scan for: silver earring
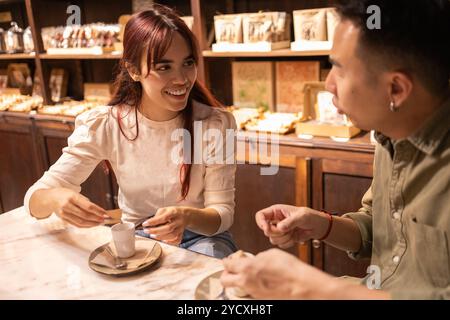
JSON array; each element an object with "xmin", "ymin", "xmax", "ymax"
[{"xmin": 389, "ymin": 101, "xmax": 399, "ymax": 112}]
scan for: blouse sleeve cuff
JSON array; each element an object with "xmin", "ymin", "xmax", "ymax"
[
  {"xmin": 23, "ymin": 182, "xmax": 51, "ymax": 218},
  {"xmin": 207, "ymin": 204, "xmax": 234, "ymax": 236}
]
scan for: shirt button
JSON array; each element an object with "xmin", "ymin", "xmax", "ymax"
[
  {"xmin": 393, "ymin": 211, "xmax": 401, "ymax": 220},
  {"xmin": 393, "ymin": 255, "xmax": 400, "ymax": 264}
]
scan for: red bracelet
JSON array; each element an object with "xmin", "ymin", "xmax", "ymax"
[{"xmin": 318, "ymin": 212, "xmax": 333, "ymax": 241}]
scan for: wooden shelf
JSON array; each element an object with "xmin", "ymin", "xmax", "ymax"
[
  {"xmin": 202, "ymin": 49, "xmax": 330, "ymax": 58},
  {"xmin": 0, "ymin": 53, "xmax": 36, "ymax": 60},
  {"xmin": 0, "ymin": 110, "xmax": 373, "ymax": 153},
  {"xmin": 39, "ymin": 53, "xmax": 122, "ymax": 60},
  {"xmin": 237, "ymin": 130, "xmax": 375, "ymax": 154}
]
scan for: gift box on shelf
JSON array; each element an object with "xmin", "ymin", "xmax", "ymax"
[
  {"xmin": 296, "ymin": 120, "xmax": 361, "ymax": 139},
  {"xmin": 291, "ymin": 7, "xmax": 338, "ymax": 52},
  {"xmin": 49, "ymin": 68, "xmax": 68, "ymax": 103},
  {"xmin": 232, "ymin": 61, "xmax": 275, "ymax": 111},
  {"xmin": 212, "ymin": 11, "xmax": 291, "ymax": 52},
  {"xmin": 275, "ymin": 61, "xmax": 320, "ymax": 114},
  {"xmin": 214, "ymin": 13, "xmax": 244, "ymax": 44},
  {"xmin": 296, "ymin": 81, "xmax": 361, "ymax": 139},
  {"xmin": 84, "ymin": 83, "xmax": 112, "ymax": 103},
  {"xmin": 181, "ymin": 16, "xmax": 194, "ymax": 30}
]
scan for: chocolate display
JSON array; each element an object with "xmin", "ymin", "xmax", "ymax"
[{"xmin": 41, "ymin": 23, "xmax": 120, "ymax": 51}]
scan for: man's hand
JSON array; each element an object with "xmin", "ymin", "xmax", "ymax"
[
  {"xmin": 221, "ymin": 248, "xmax": 336, "ymax": 299},
  {"xmin": 255, "ymin": 204, "xmax": 329, "ymax": 248}
]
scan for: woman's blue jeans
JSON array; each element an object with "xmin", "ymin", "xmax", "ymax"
[{"xmin": 136, "ymin": 228, "xmax": 238, "ymax": 259}]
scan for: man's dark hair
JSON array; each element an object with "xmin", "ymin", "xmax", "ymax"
[{"xmin": 337, "ymin": 0, "xmax": 450, "ymax": 95}]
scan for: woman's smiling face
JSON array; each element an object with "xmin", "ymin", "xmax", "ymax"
[{"xmin": 138, "ymin": 31, "xmax": 198, "ymax": 118}]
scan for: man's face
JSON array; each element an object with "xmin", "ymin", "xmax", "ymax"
[{"xmin": 325, "ymin": 20, "xmax": 391, "ymax": 132}]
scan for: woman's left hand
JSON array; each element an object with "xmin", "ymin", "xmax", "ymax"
[{"xmin": 142, "ymin": 206, "xmax": 190, "ymax": 245}]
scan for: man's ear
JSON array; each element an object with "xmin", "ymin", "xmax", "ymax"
[
  {"xmin": 389, "ymin": 72, "xmax": 413, "ymax": 109},
  {"xmin": 125, "ymin": 62, "xmax": 141, "ymax": 81}
]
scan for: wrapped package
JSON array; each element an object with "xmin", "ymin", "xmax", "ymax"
[
  {"xmin": 326, "ymin": 8, "xmax": 340, "ymax": 41},
  {"xmin": 214, "ymin": 14, "xmax": 243, "ymax": 43},
  {"xmin": 293, "ymin": 9, "xmax": 327, "ymax": 41},
  {"xmin": 243, "ymin": 12, "xmax": 290, "ymax": 43},
  {"xmin": 275, "ymin": 61, "xmax": 320, "ymax": 114},
  {"xmin": 232, "ymin": 61, "xmax": 275, "ymax": 111}
]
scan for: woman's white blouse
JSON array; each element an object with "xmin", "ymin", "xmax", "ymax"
[{"xmin": 24, "ymin": 101, "xmax": 237, "ymax": 235}]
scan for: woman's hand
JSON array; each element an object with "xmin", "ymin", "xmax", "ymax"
[
  {"xmin": 50, "ymin": 188, "xmax": 107, "ymax": 227},
  {"xmin": 255, "ymin": 204, "xmax": 329, "ymax": 248},
  {"xmin": 142, "ymin": 206, "xmax": 190, "ymax": 245}
]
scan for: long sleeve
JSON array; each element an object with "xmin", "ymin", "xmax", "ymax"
[
  {"xmin": 23, "ymin": 106, "xmax": 111, "ymax": 216},
  {"xmin": 342, "ymin": 180, "xmax": 374, "ymax": 260},
  {"xmin": 203, "ymin": 108, "xmax": 237, "ymax": 235},
  {"xmin": 390, "ymin": 286, "xmax": 450, "ymax": 300}
]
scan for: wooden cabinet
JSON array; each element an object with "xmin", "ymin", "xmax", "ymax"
[
  {"xmin": 0, "ymin": 114, "xmax": 44, "ymax": 212},
  {"xmin": 309, "ymin": 158, "xmax": 373, "ymax": 277},
  {"xmin": 232, "ymin": 163, "xmax": 298, "ymax": 256},
  {"xmin": 234, "ymin": 133, "xmax": 375, "ymax": 278},
  {"xmin": 0, "ymin": 112, "xmax": 116, "ymax": 212}
]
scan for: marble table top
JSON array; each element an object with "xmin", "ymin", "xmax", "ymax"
[{"xmin": 0, "ymin": 207, "xmax": 224, "ymax": 299}]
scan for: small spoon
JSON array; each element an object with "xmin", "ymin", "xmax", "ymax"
[
  {"xmin": 215, "ymin": 286, "xmax": 229, "ymax": 300},
  {"xmin": 105, "ymin": 245, "xmax": 127, "ymax": 270}
]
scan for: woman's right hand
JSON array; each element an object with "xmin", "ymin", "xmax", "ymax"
[
  {"xmin": 45, "ymin": 188, "xmax": 107, "ymax": 227},
  {"xmin": 255, "ymin": 204, "xmax": 330, "ymax": 248}
]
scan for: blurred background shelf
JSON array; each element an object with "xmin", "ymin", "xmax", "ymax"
[
  {"xmin": 0, "ymin": 52, "xmax": 35, "ymax": 59},
  {"xmin": 203, "ymin": 49, "xmax": 330, "ymax": 58},
  {"xmin": 39, "ymin": 53, "xmax": 122, "ymax": 60}
]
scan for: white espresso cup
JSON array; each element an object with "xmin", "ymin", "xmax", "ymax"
[{"xmin": 111, "ymin": 222, "xmax": 136, "ymax": 258}]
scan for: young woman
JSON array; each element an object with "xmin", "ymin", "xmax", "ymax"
[{"xmin": 24, "ymin": 5, "xmax": 238, "ymax": 258}]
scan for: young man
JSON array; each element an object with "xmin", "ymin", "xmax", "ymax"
[{"xmin": 221, "ymin": 0, "xmax": 450, "ymax": 299}]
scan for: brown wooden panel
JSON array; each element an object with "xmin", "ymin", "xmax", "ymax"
[
  {"xmin": 322, "ymin": 173, "xmax": 372, "ymax": 277},
  {"xmin": 25, "ymin": 0, "xmax": 52, "ymax": 104},
  {"xmin": 0, "ymin": 192, "xmax": 4, "ymax": 213},
  {"xmin": 295, "ymin": 157, "xmax": 312, "ymax": 263},
  {"xmin": 110, "ymin": 168, "xmax": 119, "ymax": 209},
  {"xmin": 0, "ymin": 130, "xmax": 40, "ymax": 211},
  {"xmin": 232, "ymin": 163, "xmax": 297, "ymax": 255},
  {"xmin": 322, "ymin": 158, "xmax": 373, "ymax": 178},
  {"xmin": 312, "ymin": 157, "xmax": 372, "ymax": 277},
  {"xmin": 190, "ymin": 0, "xmax": 207, "ymax": 84}
]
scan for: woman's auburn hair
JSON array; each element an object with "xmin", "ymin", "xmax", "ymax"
[{"xmin": 108, "ymin": 4, "xmax": 222, "ymax": 200}]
